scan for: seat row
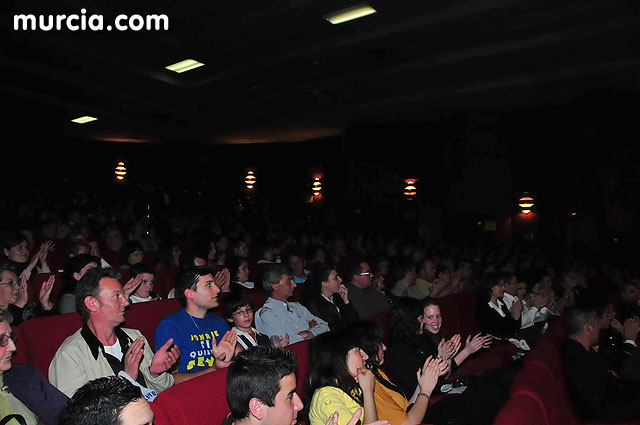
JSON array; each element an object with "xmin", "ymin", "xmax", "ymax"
[{"xmin": 494, "ymin": 319, "xmax": 639, "ymax": 425}]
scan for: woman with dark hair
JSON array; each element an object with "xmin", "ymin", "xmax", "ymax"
[
  {"xmin": 119, "ymin": 239, "xmax": 144, "ymax": 270},
  {"xmin": 350, "ymin": 321, "xmax": 446, "ymax": 425},
  {"xmin": 308, "ymin": 330, "xmax": 380, "ymax": 425},
  {"xmin": 386, "ymin": 297, "xmax": 491, "ymax": 398},
  {"xmin": 226, "ymin": 256, "xmax": 256, "ymax": 292},
  {"xmin": 302, "ymin": 266, "xmax": 359, "ymax": 331},
  {"xmin": 428, "ymin": 264, "xmax": 453, "ymax": 298},
  {"xmin": 3, "ymin": 232, "xmax": 52, "ymax": 279},
  {"xmin": 476, "ymin": 272, "xmax": 522, "ymax": 339}
]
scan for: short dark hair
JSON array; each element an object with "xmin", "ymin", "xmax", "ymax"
[
  {"xmin": 350, "ymin": 321, "xmax": 384, "ymax": 369},
  {"xmin": 129, "ymin": 262, "xmax": 154, "ymax": 278},
  {"xmin": 58, "ymin": 376, "xmax": 144, "ymax": 425},
  {"xmin": 226, "ymin": 346, "xmax": 298, "ymax": 420},
  {"xmin": 121, "ymin": 240, "xmax": 144, "ymax": 264},
  {"xmin": 262, "ymin": 264, "xmax": 291, "ymax": 296},
  {"xmin": 225, "ymin": 256, "xmax": 249, "ymax": 281},
  {"xmin": 393, "ymin": 261, "xmax": 416, "ymax": 281},
  {"xmin": 2, "ymin": 232, "xmax": 28, "ymax": 251},
  {"xmin": 174, "ymin": 266, "xmax": 213, "ymax": 307},
  {"xmin": 75, "ymin": 267, "xmax": 121, "ymax": 324},
  {"xmin": 221, "ymin": 292, "xmax": 253, "ymax": 319},
  {"xmin": 565, "ymin": 305, "xmax": 598, "ymax": 337}
]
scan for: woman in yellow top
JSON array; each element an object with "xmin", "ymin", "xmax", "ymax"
[
  {"xmin": 350, "ymin": 321, "xmax": 448, "ymax": 425},
  {"xmin": 308, "ymin": 330, "xmax": 385, "ymax": 425}
]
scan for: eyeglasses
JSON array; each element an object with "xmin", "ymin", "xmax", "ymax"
[
  {"xmin": 359, "ymin": 271, "xmax": 373, "ymax": 276},
  {"xmin": 0, "ymin": 334, "xmax": 15, "ymax": 347},
  {"xmin": 232, "ymin": 308, "xmax": 253, "ymax": 317},
  {"xmin": 0, "ymin": 281, "xmax": 19, "ymax": 287}
]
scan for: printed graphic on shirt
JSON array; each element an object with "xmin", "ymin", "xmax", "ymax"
[{"xmin": 186, "ymin": 330, "xmax": 220, "ymax": 370}]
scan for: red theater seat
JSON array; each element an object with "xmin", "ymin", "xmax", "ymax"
[
  {"xmin": 494, "ymin": 393, "xmax": 549, "ymax": 425},
  {"xmin": 152, "ymin": 367, "xmax": 230, "ymax": 425},
  {"xmin": 28, "ymin": 272, "xmax": 63, "ymax": 304},
  {"xmin": 123, "ymin": 298, "xmax": 182, "ymax": 348},
  {"xmin": 18, "ymin": 312, "xmax": 82, "ymax": 378}
]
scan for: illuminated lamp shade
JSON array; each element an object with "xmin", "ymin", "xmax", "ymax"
[
  {"xmin": 518, "ymin": 192, "xmax": 535, "ymax": 214},
  {"xmin": 245, "ymin": 171, "xmax": 256, "ymax": 189},
  {"xmin": 404, "ymin": 178, "xmax": 418, "ymax": 199},
  {"xmin": 114, "ymin": 162, "xmax": 127, "ymax": 181},
  {"xmin": 312, "ymin": 177, "xmax": 322, "ymax": 196}
]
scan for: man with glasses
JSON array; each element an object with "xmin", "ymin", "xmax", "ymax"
[
  {"xmin": 221, "ymin": 292, "xmax": 289, "ymax": 349},
  {"xmin": 154, "ymin": 266, "xmax": 239, "ymax": 384},
  {"xmin": 0, "ymin": 264, "xmax": 56, "ymax": 325},
  {"xmin": 0, "ymin": 307, "xmax": 68, "ymax": 425},
  {"xmin": 345, "ymin": 259, "xmax": 390, "ymax": 319}
]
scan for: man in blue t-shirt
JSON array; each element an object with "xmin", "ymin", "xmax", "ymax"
[{"xmin": 155, "ymin": 266, "xmax": 239, "ymax": 384}]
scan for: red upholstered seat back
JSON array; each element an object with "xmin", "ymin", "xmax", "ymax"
[
  {"xmin": 493, "ymin": 393, "xmax": 549, "ymax": 425},
  {"xmin": 11, "ymin": 325, "xmax": 27, "ymax": 365},
  {"xmin": 28, "ymin": 272, "xmax": 63, "ymax": 304},
  {"xmin": 288, "ymin": 339, "xmax": 311, "ymax": 401},
  {"xmin": 152, "ymin": 367, "xmax": 230, "ymax": 425},
  {"xmin": 123, "ymin": 298, "xmax": 182, "ymax": 348},
  {"xmin": 153, "ymin": 266, "xmax": 179, "ymax": 299},
  {"xmin": 18, "ymin": 312, "xmax": 82, "ymax": 378}
]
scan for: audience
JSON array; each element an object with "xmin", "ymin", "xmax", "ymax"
[
  {"xmin": 476, "ymin": 272, "xmax": 522, "ymax": 339},
  {"xmin": 127, "ymin": 263, "xmax": 160, "ymax": 303}
]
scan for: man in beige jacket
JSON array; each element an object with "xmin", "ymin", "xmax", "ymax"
[{"xmin": 49, "ymin": 267, "xmax": 179, "ymax": 398}]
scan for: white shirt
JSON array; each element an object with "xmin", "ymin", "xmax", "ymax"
[{"xmin": 503, "ymin": 292, "xmax": 549, "ymax": 329}]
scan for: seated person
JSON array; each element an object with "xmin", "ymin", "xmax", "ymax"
[
  {"xmin": 254, "ymin": 264, "xmax": 329, "ymax": 345},
  {"xmin": 301, "ymin": 265, "xmax": 359, "ymax": 331},
  {"xmin": 307, "ymin": 330, "xmax": 380, "ymax": 425},
  {"xmin": 58, "ymin": 376, "xmax": 153, "ymax": 425},
  {"xmin": 226, "ymin": 256, "xmax": 256, "ymax": 293},
  {"xmin": 49, "ymin": 267, "xmax": 178, "ymax": 398},
  {"xmin": 2, "ymin": 232, "xmax": 52, "ymax": 280},
  {"xmin": 476, "ymin": 272, "xmax": 521, "ymax": 339},
  {"xmin": 501, "ymin": 272, "xmax": 550, "ymax": 329},
  {"xmin": 223, "ymin": 346, "xmax": 303, "ymax": 425},
  {"xmin": 618, "ymin": 279, "xmax": 640, "ymax": 322},
  {"xmin": 59, "ymin": 254, "xmax": 100, "ymax": 314},
  {"xmin": 386, "ymin": 297, "xmax": 491, "ymax": 398},
  {"xmin": 584, "ymin": 295, "xmax": 640, "ymax": 382},
  {"xmin": 118, "ymin": 240, "xmax": 145, "ymax": 271},
  {"xmin": 344, "ymin": 259, "xmax": 390, "ymax": 319},
  {"xmin": 351, "ymin": 321, "xmax": 447, "ymax": 425},
  {"xmin": 154, "ymin": 266, "xmax": 239, "ymax": 384},
  {"xmin": 0, "ymin": 307, "xmax": 68, "ymax": 425},
  {"xmin": 390, "ymin": 261, "xmax": 423, "ymax": 300},
  {"xmin": 221, "ymin": 292, "xmax": 289, "ymax": 349},
  {"xmin": 0, "ymin": 263, "xmax": 57, "ymax": 325},
  {"xmin": 127, "ymin": 263, "xmax": 160, "ymax": 303},
  {"xmin": 287, "ymin": 250, "xmax": 310, "ymax": 285},
  {"xmin": 563, "ymin": 305, "xmax": 640, "ymax": 421}
]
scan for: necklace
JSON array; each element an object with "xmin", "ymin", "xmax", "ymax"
[{"xmin": 188, "ymin": 312, "xmax": 211, "ymax": 335}]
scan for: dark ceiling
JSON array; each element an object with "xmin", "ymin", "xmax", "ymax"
[{"xmin": 2, "ymin": 0, "xmax": 639, "ymax": 146}]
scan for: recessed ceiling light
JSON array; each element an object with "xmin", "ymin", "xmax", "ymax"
[
  {"xmin": 165, "ymin": 59, "xmax": 205, "ymax": 73},
  {"xmin": 323, "ymin": 3, "xmax": 377, "ymax": 25},
  {"xmin": 71, "ymin": 116, "xmax": 98, "ymax": 124}
]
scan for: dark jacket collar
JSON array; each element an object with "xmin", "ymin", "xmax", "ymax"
[{"xmin": 80, "ymin": 325, "xmax": 133, "ymax": 360}]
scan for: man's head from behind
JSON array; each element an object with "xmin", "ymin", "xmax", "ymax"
[
  {"xmin": 227, "ymin": 346, "xmax": 302, "ymax": 425},
  {"xmin": 59, "ymin": 376, "xmax": 153, "ymax": 425}
]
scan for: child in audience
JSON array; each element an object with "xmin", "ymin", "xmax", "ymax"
[{"xmin": 221, "ymin": 292, "xmax": 289, "ymax": 349}]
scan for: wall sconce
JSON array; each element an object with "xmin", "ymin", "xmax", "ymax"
[
  {"xmin": 114, "ymin": 162, "xmax": 127, "ymax": 181},
  {"xmin": 312, "ymin": 177, "xmax": 322, "ymax": 197},
  {"xmin": 404, "ymin": 178, "xmax": 418, "ymax": 200},
  {"xmin": 245, "ymin": 171, "xmax": 256, "ymax": 189},
  {"xmin": 518, "ymin": 192, "xmax": 535, "ymax": 215}
]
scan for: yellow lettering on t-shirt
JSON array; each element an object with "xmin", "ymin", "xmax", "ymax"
[
  {"xmin": 187, "ymin": 360, "xmax": 195, "ymax": 370},
  {"xmin": 206, "ymin": 357, "xmax": 214, "ymax": 367}
]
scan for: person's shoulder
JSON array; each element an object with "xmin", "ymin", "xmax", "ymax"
[
  {"xmin": 206, "ymin": 313, "xmax": 230, "ymax": 328},
  {"xmin": 56, "ymin": 328, "xmax": 84, "ymax": 350}
]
